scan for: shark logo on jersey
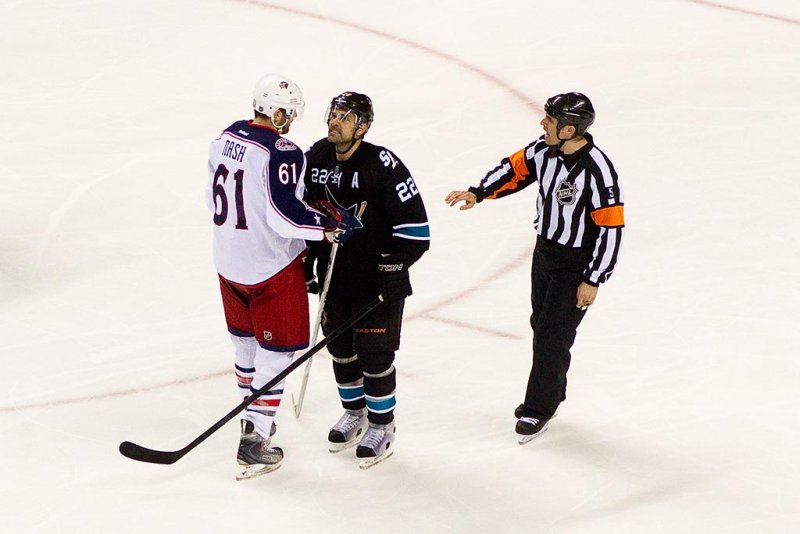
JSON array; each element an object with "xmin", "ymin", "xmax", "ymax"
[
  {"xmin": 556, "ymin": 179, "xmax": 579, "ymax": 206},
  {"xmin": 324, "ymin": 186, "xmax": 365, "ymax": 230}
]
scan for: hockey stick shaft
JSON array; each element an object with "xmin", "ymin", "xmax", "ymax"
[
  {"xmin": 292, "ymin": 242, "xmax": 339, "ymax": 418},
  {"xmin": 119, "ymin": 295, "xmax": 383, "ymax": 465},
  {"xmin": 293, "ymin": 201, "xmax": 366, "ymax": 418}
]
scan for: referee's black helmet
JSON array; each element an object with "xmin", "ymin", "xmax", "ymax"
[{"xmin": 544, "ymin": 92, "xmax": 595, "ymax": 135}]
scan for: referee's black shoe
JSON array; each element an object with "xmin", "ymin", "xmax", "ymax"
[
  {"xmin": 516, "ymin": 416, "xmax": 551, "ymax": 445},
  {"xmin": 514, "ymin": 404, "xmax": 558, "ymax": 419}
]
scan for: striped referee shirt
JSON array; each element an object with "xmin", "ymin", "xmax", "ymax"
[{"xmin": 469, "ymin": 133, "xmax": 624, "ymax": 286}]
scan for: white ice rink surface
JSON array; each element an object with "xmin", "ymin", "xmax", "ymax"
[{"xmin": 2, "ymin": 0, "xmax": 799, "ymax": 532}]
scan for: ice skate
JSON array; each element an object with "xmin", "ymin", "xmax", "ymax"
[
  {"xmin": 356, "ymin": 421, "xmax": 395, "ymax": 469},
  {"xmin": 515, "ymin": 404, "xmax": 558, "ymax": 419},
  {"xmin": 328, "ymin": 409, "xmax": 368, "ymax": 453},
  {"xmin": 236, "ymin": 420, "xmax": 283, "ymax": 480},
  {"xmin": 516, "ymin": 416, "xmax": 550, "ymax": 445}
]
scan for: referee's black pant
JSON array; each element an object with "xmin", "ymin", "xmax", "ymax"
[{"xmin": 522, "ymin": 236, "xmax": 591, "ymax": 419}]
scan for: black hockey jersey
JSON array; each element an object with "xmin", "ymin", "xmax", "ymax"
[{"xmin": 305, "ymin": 139, "xmax": 430, "ymax": 298}]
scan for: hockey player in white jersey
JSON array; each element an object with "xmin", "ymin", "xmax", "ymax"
[{"xmin": 206, "ymin": 74, "xmax": 356, "ymax": 480}]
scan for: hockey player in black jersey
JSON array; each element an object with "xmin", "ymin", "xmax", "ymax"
[{"xmin": 304, "ymin": 92, "xmax": 430, "ymax": 468}]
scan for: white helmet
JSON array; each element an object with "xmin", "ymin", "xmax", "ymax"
[{"xmin": 252, "ymin": 74, "xmax": 305, "ymax": 121}]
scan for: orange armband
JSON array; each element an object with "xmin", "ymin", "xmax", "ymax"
[{"xmin": 590, "ymin": 205, "xmax": 625, "ymax": 227}]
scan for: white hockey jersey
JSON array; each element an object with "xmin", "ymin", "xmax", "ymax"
[{"xmin": 206, "ymin": 120, "xmax": 327, "ymax": 285}]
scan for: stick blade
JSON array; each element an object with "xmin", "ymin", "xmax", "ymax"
[{"xmin": 119, "ymin": 441, "xmax": 182, "ymax": 465}]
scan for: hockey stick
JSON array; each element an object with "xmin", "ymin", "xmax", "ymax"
[
  {"xmin": 291, "ymin": 242, "xmax": 339, "ymax": 418},
  {"xmin": 119, "ymin": 295, "xmax": 383, "ymax": 465},
  {"xmin": 292, "ymin": 201, "xmax": 366, "ymax": 418}
]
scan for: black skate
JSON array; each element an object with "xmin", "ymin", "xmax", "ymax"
[
  {"xmin": 516, "ymin": 416, "xmax": 550, "ymax": 445},
  {"xmin": 515, "ymin": 404, "xmax": 558, "ymax": 419},
  {"xmin": 236, "ymin": 420, "xmax": 283, "ymax": 480}
]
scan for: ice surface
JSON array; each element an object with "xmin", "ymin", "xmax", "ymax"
[{"xmin": 1, "ymin": 0, "xmax": 798, "ymax": 532}]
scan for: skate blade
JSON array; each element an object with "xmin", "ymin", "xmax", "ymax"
[
  {"xmin": 236, "ymin": 462, "xmax": 281, "ymax": 481},
  {"xmin": 329, "ymin": 435, "xmax": 364, "ymax": 454},
  {"xmin": 329, "ymin": 427, "xmax": 367, "ymax": 453},
  {"xmin": 517, "ymin": 424, "xmax": 549, "ymax": 445},
  {"xmin": 329, "ymin": 442, "xmax": 358, "ymax": 453},
  {"xmin": 358, "ymin": 449, "xmax": 394, "ymax": 470}
]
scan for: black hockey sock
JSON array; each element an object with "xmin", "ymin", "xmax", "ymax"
[
  {"xmin": 332, "ymin": 354, "xmax": 365, "ymax": 410},
  {"xmin": 363, "ymin": 363, "xmax": 396, "ymax": 425}
]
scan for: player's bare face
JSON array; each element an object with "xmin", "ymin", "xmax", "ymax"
[
  {"xmin": 327, "ymin": 109, "xmax": 358, "ymax": 145},
  {"xmin": 540, "ymin": 114, "xmax": 560, "ymax": 145}
]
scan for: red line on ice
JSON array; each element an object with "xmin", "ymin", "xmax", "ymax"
[
  {"xmin": 687, "ymin": 0, "xmax": 800, "ymax": 25},
  {"xmin": 0, "ymin": 4, "xmax": 537, "ymax": 413},
  {"xmin": 20, "ymin": 0, "xmax": 788, "ymax": 410}
]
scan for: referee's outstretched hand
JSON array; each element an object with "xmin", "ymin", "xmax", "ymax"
[{"xmin": 444, "ymin": 190, "xmax": 477, "ymax": 210}]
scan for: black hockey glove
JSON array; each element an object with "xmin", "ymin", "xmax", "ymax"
[
  {"xmin": 312, "ymin": 200, "xmax": 357, "ymax": 245},
  {"xmin": 302, "ymin": 254, "xmax": 319, "ymax": 295},
  {"xmin": 377, "ymin": 253, "xmax": 412, "ymax": 301}
]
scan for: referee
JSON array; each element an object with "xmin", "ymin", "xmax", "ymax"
[{"xmin": 445, "ymin": 92, "xmax": 624, "ymax": 444}]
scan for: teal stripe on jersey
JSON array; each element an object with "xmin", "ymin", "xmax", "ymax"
[{"xmin": 392, "ymin": 224, "xmax": 430, "ymax": 239}]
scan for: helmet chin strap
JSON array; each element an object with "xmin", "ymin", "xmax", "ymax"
[
  {"xmin": 555, "ymin": 123, "xmax": 575, "ymax": 150},
  {"xmin": 335, "ymin": 138, "xmax": 360, "ymax": 154},
  {"xmin": 272, "ymin": 110, "xmax": 292, "ymax": 133},
  {"xmin": 556, "ymin": 132, "xmax": 567, "ymax": 150}
]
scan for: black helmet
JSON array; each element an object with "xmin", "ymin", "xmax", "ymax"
[
  {"xmin": 328, "ymin": 91, "xmax": 374, "ymax": 126},
  {"xmin": 544, "ymin": 92, "xmax": 595, "ymax": 135}
]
